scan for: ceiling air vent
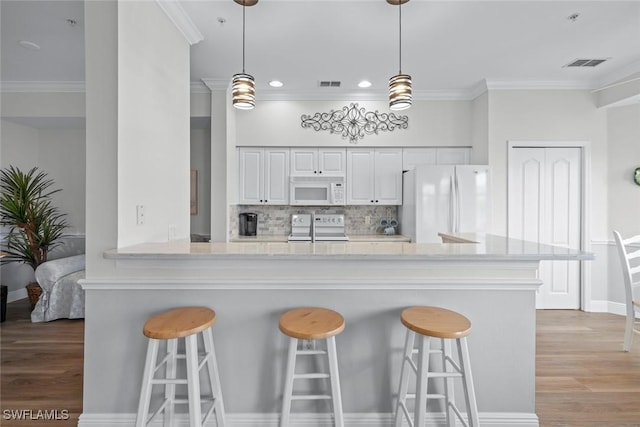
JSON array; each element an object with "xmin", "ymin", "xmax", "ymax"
[
  {"xmin": 319, "ymin": 81, "xmax": 341, "ymax": 87},
  {"xmin": 564, "ymin": 58, "xmax": 608, "ymax": 68}
]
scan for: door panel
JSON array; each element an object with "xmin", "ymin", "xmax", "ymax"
[
  {"xmin": 543, "ymin": 148, "xmax": 581, "ymax": 308},
  {"xmin": 238, "ymin": 148, "xmax": 263, "ymax": 204},
  {"xmin": 346, "ymin": 150, "xmax": 375, "ymax": 204},
  {"xmin": 318, "ymin": 149, "xmax": 346, "ymax": 175},
  {"xmin": 508, "ymin": 147, "xmax": 581, "ymax": 309},
  {"xmin": 264, "ymin": 149, "xmax": 289, "ymax": 205}
]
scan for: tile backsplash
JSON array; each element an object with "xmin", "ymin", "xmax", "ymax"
[{"xmin": 230, "ymin": 205, "xmax": 399, "ymax": 237}]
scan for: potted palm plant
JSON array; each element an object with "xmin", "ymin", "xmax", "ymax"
[{"xmin": 0, "ymin": 166, "xmax": 68, "ymax": 308}]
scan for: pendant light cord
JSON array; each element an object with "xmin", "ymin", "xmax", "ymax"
[
  {"xmin": 398, "ymin": 0, "xmax": 402, "ymax": 74},
  {"xmin": 242, "ymin": 1, "xmax": 246, "ymax": 73}
]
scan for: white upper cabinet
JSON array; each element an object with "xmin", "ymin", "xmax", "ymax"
[
  {"xmin": 436, "ymin": 147, "xmax": 470, "ymax": 165},
  {"xmin": 402, "ymin": 148, "xmax": 437, "ymax": 170},
  {"xmin": 347, "ymin": 148, "xmax": 402, "ymax": 205},
  {"xmin": 290, "ymin": 148, "xmax": 346, "ymax": 176},
  {"xmin": 402, "ymin": 147, "xmax": 470, "ymax": 170},
  {"xmin": 238, "ymin": 147, "xmax": 289, "ymax": 205},
  {"xmin": 374, "ymin": 149, "xmax": 403, "ymax": 204}
]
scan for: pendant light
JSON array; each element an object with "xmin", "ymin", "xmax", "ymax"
[
  {"xmin": 388, "ymin": 0, "xmax": 412, "ymax": 111},
  {"xmin": 232, "ymin": 0, "xmax": 258, "ymax": 110}
]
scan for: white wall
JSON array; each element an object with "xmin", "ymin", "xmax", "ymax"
[
  {"xmin": 487, "ymin": 90, "xmax": 608, "ymax": 240},
  {"xmin": 234, "ymin": 99, "xmax": 472, "ymax": 147},
  {"xmin": 0, "ymin": 120, "xmax": 85, "ymax": 297},
  {"xmin": 607, "ymin": 104, "xmax": 640, "ymax": 236},
  {"xmin": 38, "ymin": 128, "xmax": 86, "ymax": 234},
  {"xmin": 1, "ymin": 119, "xmax": 38, "ymax": 169},
  {"xmin": 116, "ymin": 1, "xmax": 190, "ymax": 247},
  {"xmin": 190, "ymin": 126, "xmax": 211, "ymax": 236},
  {"xmin": 471, "ymin": 92, "xmax": 489, "ymax": 164}
]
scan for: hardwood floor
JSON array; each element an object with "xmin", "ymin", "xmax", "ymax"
[
  {"xmin": 1, "ymin": 299, "xmax": 639, "ymax": 426},
  {"xmin": 1, "ymin": 298, "xmax": 83, "ymax": 427},
  {"xmin": 536, "ymin": 310, "xmax": 640, "ymax": 427}
]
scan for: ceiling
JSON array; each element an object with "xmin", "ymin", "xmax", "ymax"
[{"xmin": 2, "ymin": 0, "xmax": 640, "ymax": 102}]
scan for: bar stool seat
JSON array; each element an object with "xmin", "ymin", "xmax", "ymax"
[
  {"xmin": 395, "ymin": 306, "xmax": 479, "ymax": 427},
  {"xmin": 279, "ymin": 307, "xmax": 345, "ymax": 427},
  {"xmin": 136, "ymin": 307, "xmax": 225, "ymax": 427}
]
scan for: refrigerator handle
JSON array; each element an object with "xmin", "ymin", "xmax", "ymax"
[{"xmin": 454, "ymin": 173, "xmax": 460, "ymax": 232}]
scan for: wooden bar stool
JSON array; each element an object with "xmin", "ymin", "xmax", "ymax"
[
  {"xmin": 135, "ymin": 307, "xmax": 225, "ymax": 427},
  {"xmin": 394, "ymin": 306, "xmax": 479, "ymax": 427},
  {"xmin": 279, "ymin": 307, "xmax": 345, "ymax": 427}
]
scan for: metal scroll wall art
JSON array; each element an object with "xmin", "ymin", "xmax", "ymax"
[{"xmin": 300, "ymin": 103, "xmax": 408, "ymax": 143}]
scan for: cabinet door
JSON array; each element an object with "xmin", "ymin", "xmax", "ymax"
[
  {"xmin": 374, "ymin": 149, "xmax": 403, "ymax": 205},
  {"xmin": 318, "ymin": 148, "xmax": 346, "ymax": 176},
  {"xmin": 436, "ymin": 148, "xmax": 470, "ymax": 165},
  {"xmin": 238, "ymin": 148, "xmax": 264, "ymax": 204},
  {"xmin": 402, "ymin": 148, "xmax": 436, "ymax": 171},
  {"xmin": 264, "ymin": 149, "xmax": 290, "ymax": 205},
  {"xmin": 347, "ymin": 149, "xmax": 375, "ymax": 204},
  {"xmin": 290, "ymin": 149, "xmax": 317, "ymax": 175}
]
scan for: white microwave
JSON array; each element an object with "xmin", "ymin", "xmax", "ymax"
[{"xmin": 290, "ymin": 176, "xmax": 345, "ymax": 206}]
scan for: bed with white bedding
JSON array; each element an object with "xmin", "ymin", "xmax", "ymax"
[{"xmin": 31, "ymin": 254, "xmax": 85, "ymax": 322}]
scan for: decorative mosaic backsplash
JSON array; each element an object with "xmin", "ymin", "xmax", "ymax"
[{"xmin": 229, "ymin": 205, "xmax": 399, "ymax": 237}]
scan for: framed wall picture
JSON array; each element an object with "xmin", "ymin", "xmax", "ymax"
[{"xmin": 190, "ymin": 169, "xmax": 198, "ymax": 214}]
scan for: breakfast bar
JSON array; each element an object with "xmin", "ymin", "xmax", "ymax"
[{"xmin": 79, "ymin": 234, "xmax": 592, "ymax": 427}]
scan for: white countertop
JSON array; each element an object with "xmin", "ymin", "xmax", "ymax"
[
  {"xmin": 229, "ymin": 234, "xmax": 411, "ymax": 243},
  {"xmin": 105, "ymin": 233, "xmax": 593, "ymax": 262}
]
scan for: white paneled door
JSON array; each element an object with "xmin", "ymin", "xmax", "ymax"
[{"xmin": 508, "ymin": 147, "xmax": 582, "ymax": 309}]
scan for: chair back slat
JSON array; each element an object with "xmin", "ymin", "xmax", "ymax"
[
  {"xmin": 627, "ymin": 248, "xmax": 640, "ymax": 260},
  {"xmin": 613, "ymin": 230, "xmax": 640, "ymax": 351},
  {"xmin": 622, "ymin": 234, "xmax": 640, "ymax": 245}
]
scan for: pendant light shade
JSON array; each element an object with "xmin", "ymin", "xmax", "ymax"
[
  {"xmin": 232, "ymin": 0, "xmax": 257, "ymax": 110},
  {"xmin": 232, "ymin": 73, "xmax": 255, "ymax": 110},
  {"xmin": 389, "ymin": 73, "xmax": 412, "ymax": 110},
  {"xmin": 388, "ymin": 0, "xmax": 411, "ymax": 111}
]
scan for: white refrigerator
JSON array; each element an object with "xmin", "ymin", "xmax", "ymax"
[{"xmin": 399, "ymin": 165, "xmax": 491, "ymax": 243}]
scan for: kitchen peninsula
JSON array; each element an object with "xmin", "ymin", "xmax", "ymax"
[{"xmin": 79, "ymin": 234, "xmax": 592, "ymax": 427}]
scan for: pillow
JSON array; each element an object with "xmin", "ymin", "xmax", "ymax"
[{"xmin": 35, "ymin": 254, "xmax": 86, "ymax": 292}]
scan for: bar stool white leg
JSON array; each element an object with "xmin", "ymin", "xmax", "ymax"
[
  {"xmin": 414, "ymin": 335, "xmax": 431, "ymax": 427},
  {"xmin": 136, "ymin": 338, "xmax": 159, "ymax": 427},
  {"xmin": 202, "ymin": 328, "xmax": 226, "ymax": 427},
  {"xmin": 441, "ymin": 338, "xmax": 455, "ymax": 427},
  {"xmin": 280, "ymin": 338, "xmax": 298, "ymax": 427},
  {"xmin": 163, "ymin": 338, "xmax": 177, "ymax": 427},
  {"xmin": 326, "ymin": 336, "xmax": 344, "ymax": 427},
  {"xmin": 457, "ymin": 337, "xmax": 479, "ymax": 427},
  {"xmin": 394, "ymin": 329, "xmax": 415, "ymax": 427},
  {"xmin": 185, "ymin": 334, "xmax": 203, "ymax": 427}
]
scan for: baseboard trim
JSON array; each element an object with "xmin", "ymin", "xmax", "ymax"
[
  {"xmin": 78, "ymin": 411, "xmax": 539, "ymax": 427},
  {"xmin": 7, "ymin": 287, "xmax": 27, "ymax": 303}
]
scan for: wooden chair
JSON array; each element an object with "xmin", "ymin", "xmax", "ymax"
[
  {"xmin": 136, "ymin": 307, "xmax": 225, "ymax": 427},
  {"xmin": 613, "ymin": 231, "xmax": 640, "ymax": 352},
  {"xmin": 279, "ymin": 307, "xmax": 345, "ymax": 427},
  {"xmin": 394, "ymin": 306, "xmax": 479, "ymax": 427}
]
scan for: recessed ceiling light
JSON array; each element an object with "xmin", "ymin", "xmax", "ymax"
[
  {"xmin": 269, "ymin": 80, "xmax": 284, "ymax": 88},
  {"xmin": 18, "ymin": 40, "xmax": 40, "ymax": 51},
  {"xmin": 358, "ymin": 80, "xmax": 372, "ymax": 88}
]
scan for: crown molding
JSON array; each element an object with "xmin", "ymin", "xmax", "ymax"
[
  {"xmin": 201, "ymin": 78, "xmax": 230, "ymax": 92},
  {"xmin": 190, "ymin": 81, "xmax": 211, "ymax": 94},
  {"xmin": 484, "ymin": 79, "xmax": 595, "ymax": 91},
  {"xmin": 1, "ymin": 81, "xmax": 85, "ymax": 93},
  {"xmin": 596, "ymin": 58, "xmax": 640, "ymax": 89},
  {"xmin": 156, "ymin": 0, "xmax": 203, "ymax": 46},
  {"xmin": 0, "ymin": 79, "xmax": 601, "ymax": 98}
]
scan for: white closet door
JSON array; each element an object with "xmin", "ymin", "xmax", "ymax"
[{"xmin": 508, "ymin": 147, "xmax": 582, "ymax": 309}]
